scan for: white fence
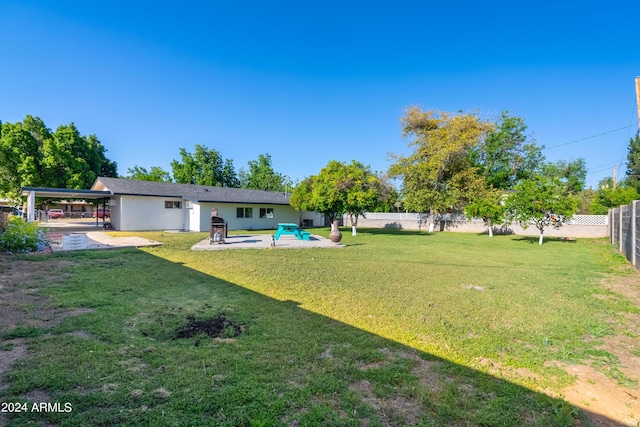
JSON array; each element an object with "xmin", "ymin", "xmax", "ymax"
[{"xmin": 568, "ymin": 215, "xmax": 608, "ymax": 225}]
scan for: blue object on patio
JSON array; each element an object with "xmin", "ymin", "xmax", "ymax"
[{"xmin": 274, "ymin": 223, "xmax": 311, "ymax": 240}]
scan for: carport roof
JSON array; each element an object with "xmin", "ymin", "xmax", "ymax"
[{"xmin": 21, "ymin": 187, "xmax": 111, "ymax": 199}]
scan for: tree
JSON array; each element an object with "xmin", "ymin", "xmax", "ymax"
[
  {"xmin": 540, "ymin": 158, "xmax": 587, "ymax": 194},
  {"xmin": 42, "ymin": 123, "xmax": 118, "ymax": 189},
  {"xmin": 470, "ymin": 111, "xmax": 544, "ymax": 190},
  {"xmin": 0, "ymin": 116, "xmax": 117, "ymax": 200},
  {"xmin": 464, "ymin": 188, "xmax": 505, "ymax": 237},
  {"xmin": 290, "ymin": 160, "xmax": 391, "ymax": 235},
  {"xmin": 0, "ymin": 117, "xmax": 46, "ymax": 199},
  {"xmin": 125, "ymin": 165, "xmax": 172, "ymax": 182},
  {"xmin": 388, "ymin": 107, "xmax": 494, "ymax": 229},
  {"xmin": 577, "ymin": 187, "xmax": 596, "ymax": 214},
  {"xmin": 504, "ymin": 175, "xmax": 579, "ymax": 245},
  {"xmin": 341, "ymin": 162, "xmax": 395, "ymax": 235},
  {"xmin": 590, "ymin": 177, "xmax": 638, "ymax": 214},
  {"xmin": 626, "ymin": 134, "xmax": 640, "ymax": 190},
  {"xmin": 222, "ymin": 159, "xmax": 240, "ymax": 188},
  {"xmin": 239, "ymin": 153, "xmax": 292, "ymax": 191},
  {"xmin": 369, "ymin": 174, "xmax": 399, "ymax": 213},
  {"xmin": 171, "ymin": 144, "xmax": 239, "ymax": 187}
]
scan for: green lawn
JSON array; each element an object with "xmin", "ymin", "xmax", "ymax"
[{"xmin": 1, "ymin": 228, "xmax": 637, "ymax": 426}]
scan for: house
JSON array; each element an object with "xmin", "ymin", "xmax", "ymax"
[{"xmin": 23, "ymin": 177, "xmax": 324, "ymax": 232}]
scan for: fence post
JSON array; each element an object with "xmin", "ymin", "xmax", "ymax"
[
  {"xmin": 634, "ymin": 202, "xmax": 638, "ymax": 266},
  {"xmin": 620, "ymin": 205, "xmax": 624, "ymax": 252},
  {"xmin": 609, "ymin": 209, "xmax": 612, "ymax": 244}
]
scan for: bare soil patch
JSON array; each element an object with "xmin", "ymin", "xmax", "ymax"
[
  {"xmin": 0, "ymin": 255, "xmax": 90, "ymax": 427},
  {"xmin": 349, "ymin": 379, "xmax": 421, "ymax": 426},
  {"xmin": 557, "ymin": 268, "xmax": 640, "ymax": 427},
  {"xmin": 0, "ymin": 257, "xmax": 79, "ymax": 334},
  {"xmin": 174, "ymin": 315, "xmax": 244, "ymax": 339}
]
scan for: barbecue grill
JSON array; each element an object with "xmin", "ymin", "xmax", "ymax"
[{"xmin": 209, "ymin": 208, "xmax": 228, "ymax": 244}]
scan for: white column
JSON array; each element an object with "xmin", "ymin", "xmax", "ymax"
[{"xmin": 27, "ymin": 191, "xmax": 35, "ymax": 222}]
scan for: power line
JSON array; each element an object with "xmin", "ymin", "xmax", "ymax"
[
  {"xmin": 586, "ymin": 159, "xmax": 626, "ymax": 175},
  {"xmin": 544, "ymin": 123, "xmax": 638, "ymax": 150}
]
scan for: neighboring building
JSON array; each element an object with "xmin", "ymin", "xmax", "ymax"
[
  {"xmin": 88, "ymin": 177, "xmax": 322, "ymax": 231},
  {"xmin": 48, "ymin": 200, "xmax": 95, "ymax": 218},
  {"xmin": 0, "ymin": 198, "xmax": 12, "ymax": 209}
]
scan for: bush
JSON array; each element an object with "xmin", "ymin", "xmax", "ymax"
[{"xmin": 0, "ymin": 216, "xmax": 47, "ymax": 253}]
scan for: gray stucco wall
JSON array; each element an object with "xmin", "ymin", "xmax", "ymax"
[{"xmin": 345, "ymin": 214, "xmax": 608, "ymax": 238}]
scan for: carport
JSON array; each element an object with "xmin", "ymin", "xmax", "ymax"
[{"xmin": 21, "ymin": 186, "xmax": 112, "ymax": 226}]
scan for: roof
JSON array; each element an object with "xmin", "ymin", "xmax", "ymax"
[
  {"xmin": 21, "ymin": 187, "xmax": 111, "ymax": 199},
  {"xmin": 91, "ymin": 177, "xmax": 292, "ymax": 205}
]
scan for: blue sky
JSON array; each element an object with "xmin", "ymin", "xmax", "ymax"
[{"xmin": 1, "ymin": 1, "xmax": 639, "ymax": 189}]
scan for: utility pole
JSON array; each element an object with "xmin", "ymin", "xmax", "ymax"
[
  {"xmin": 636, "ymin": 76, "xmax": 640, "ymax": 134},
  {"xmin": 613, "ymin": 165, "xmax": 617, "ymax": 189}
]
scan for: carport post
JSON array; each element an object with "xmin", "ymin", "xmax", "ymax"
[{"xmin": 27, "ymin": 190, "xmax": 35, "ymax": 222}]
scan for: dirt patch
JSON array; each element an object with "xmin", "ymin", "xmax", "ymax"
[
  {"xmin": 22, "ymin": 389, "xmax": 53, "ymax": 402},
  {"xmin": 175, "ymin": 315, "xmax": 244, "ymax": 339},
  {"xmin": 349, "ymin": 379, "xmax": 421, "ymax": 426},
  {"xmin": 0, "ymin": 339, "xmax": 28, "ymax": 383},
  {"xmin": 557, "ymin": 269, "xmax": 640, "ymax": 427},
  {"xmin": 561, "ymin": 363, "xmax": 639, "ymax": 427},
  {"xmin": 0, "ymin": 255, "xmax": 89, "ymax": 418},
  {"xmin": 349, "ymin": 348, "xmax": 440, "ymax": 426}
]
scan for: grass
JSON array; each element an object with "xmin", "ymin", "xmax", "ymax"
[
  {"xmin": 2, "ymin": 325, "xmax": 44, "ymax": 340},
  {"xmin": 0, "ymin": 228, "xmax": 637, "ymax": 426}
]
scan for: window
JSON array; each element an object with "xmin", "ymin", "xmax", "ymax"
[
  {"xmin": 165, "ymin": 201, "xmax": 182, "ymax": 209},
  {"xmin": 259, "ymin": 208, "xmax": 274, "ymax": 219},
  {"xmin": 236, "ymin": 207, "xmax": 253, "ymax": 218}
]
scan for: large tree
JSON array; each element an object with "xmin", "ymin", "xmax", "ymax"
[
  {"xmin": 0, "ymin": 116, "xmax": 117, "ymax": 200},
  {"xmin": 540, "ymin": 158, "xmax": 587, "ymax": 194},
  {"xmin": 470, "ymin": 111, "xmax": 544, "ymax": 190},
  {"xmin": 388, "ymin": 107, "xmax": 494, "ymax": 229},
  {"xmin": 239, "ymin": 153, "xmax": 292, "ymax": 191},
  {"xmin": 171, "ymin": 144, "xmax": 239, "ymax": 187},
  {"xmin": 290, "ymin": 160, "xmax": 391, "ymax": 234},
  {"xmin": 0, "ymin": 117, "xmax": 46, "ymax": 199},
  {"xmin": 504, "ymin": 175, "xmax": 579, "ymax": 245},
  {"xmin": 43, "ymin": 123, "xmax": 117, "ymax": 188},
  {"xmin": 125, "ymin": 165, "xmax": 172, "ymax": 182}
]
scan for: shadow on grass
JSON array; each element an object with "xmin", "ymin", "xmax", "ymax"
[
  {"xmin": 352, "ymin": 227, "xmax": 433, "ymax": 236},
  {"xmin": 514, "ymin": 236, "xmax": 578, "ymax": 244},
  {"xmin": 0, "ymin": 248, "xmax": 618, "ymax": 427}
]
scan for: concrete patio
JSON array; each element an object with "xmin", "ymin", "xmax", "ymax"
[{"xmin": 191, "ymin": 233, "xmax": 343, "ymax": 250}]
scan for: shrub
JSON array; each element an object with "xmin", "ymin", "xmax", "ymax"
[{"xmin": 0, "ymin": 216, "xmax": 47, "ymax": 253}]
